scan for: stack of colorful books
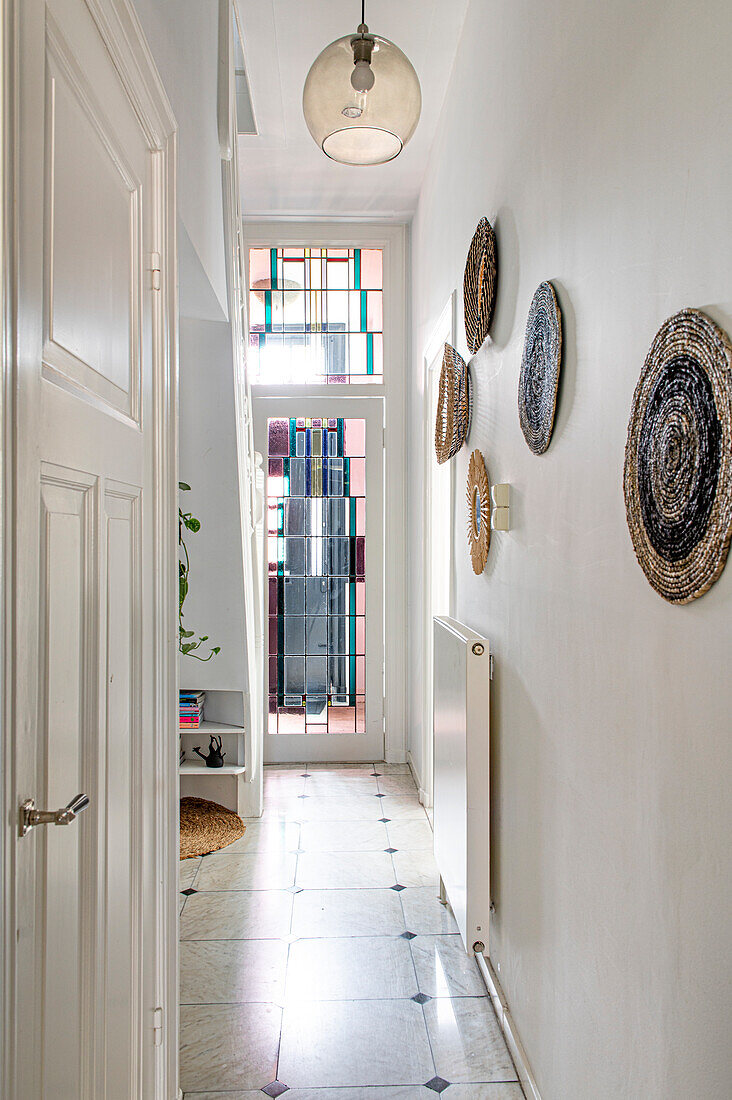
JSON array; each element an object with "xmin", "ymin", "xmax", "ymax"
[{"xmin": 180, "ymin": 689, "xmax": 205, "ymax": 729}]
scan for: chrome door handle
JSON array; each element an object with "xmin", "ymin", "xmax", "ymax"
[{"xmin": 19, "ymin": 793, "xmax": 90, "ymax": 837}]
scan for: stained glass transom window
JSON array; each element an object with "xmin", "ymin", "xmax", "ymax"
[
  {"xmin": 249, "ymin": 247, "xmax": 383, "ymax": 384},
  {"xmin": 267, "ymin": 417, "xmax": 366, "ymax": 735}
]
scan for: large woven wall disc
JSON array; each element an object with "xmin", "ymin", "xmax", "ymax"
[
  {"xmin": 435, "ymin": 343, "xmax": 472, "ymax": 464},
  {"xmin": 463, "ymin": 218, "xmax": 498, "ymax": 354},
  {"xmin": 624, "ymin": 308, "xmax": 732, "ymax": 604},
  {"xmin": 467, "ymin": 449, "xmax": 491, "ymax": 574},
  {"xmin": 518, "ymin": 281, "xmax": 563, "ymax": 454}
]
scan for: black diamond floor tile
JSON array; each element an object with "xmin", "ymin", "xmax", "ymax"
[
  {"xmin": 379, "ymin": 817, "xmax": 391, "ymax": 823},
  {"xmin": 262, "ymin": 1082, "xmax": 289, "ymax": 1097},
  {"xmin": 401, "ymin": 930, "xmax": 417, "ymax": 939},
  {"xmin": 180, "ymin": 888, "xmax": 197, "ymax": 896},
  {"xmin": 412, "ymin": 992, "xmax": 431, "ymax": 1004},
  {"xmin": 424, "ymin": 1076, "xmax": 451, "ymax": 1093},
  {"xmin": 391, "ymin": 884, "xmax": 406, "ymax": 892}
]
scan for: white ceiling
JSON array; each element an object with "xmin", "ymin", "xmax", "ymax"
[{"xmin": 235, "ymin": 0, "xmax": 470, "ymax": 221}]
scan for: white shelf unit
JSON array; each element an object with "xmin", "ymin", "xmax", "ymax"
[{"xmin": 179, "ymin": 690, "xmax": 248, "ymax": 815}]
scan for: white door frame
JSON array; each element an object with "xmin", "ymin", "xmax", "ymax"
[
  {"xmin": 244, "ymin": 222, "xmax": 407, "ymax": 763},
  {"xmin": 1, "ymin": 2, "xmax": 178, "ymax": 1095},
  {"xmin": 419, "ymin": 294, "xmax": 457, "ymax": 808}
]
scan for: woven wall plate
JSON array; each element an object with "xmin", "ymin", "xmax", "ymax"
[
  {"xmin": 518, "ymin": 281, "xmax": 563, "ymax": 454},
  {"xmin": 435, "ymin": 343, "xmax": 472, "ymax": 464},
  {"xmin": 467, "ymin": 449, "xmax": 491, "ymax": 574},
  {"xmin": 624, "ymin": 308, "xmax": 732, "ymax": 604},
  {"xmin": 463, "ymin": 218, "xmax": 498, "ymax": 354}
]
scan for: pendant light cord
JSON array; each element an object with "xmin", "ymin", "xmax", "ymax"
[{"xmin": 362, "ymin": 0, "xmax": 365, "ymax": 26}]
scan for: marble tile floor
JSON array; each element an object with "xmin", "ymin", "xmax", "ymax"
[{"xmin": 180, "ymin": 764, "xmax": 523, "ymax": 1099}]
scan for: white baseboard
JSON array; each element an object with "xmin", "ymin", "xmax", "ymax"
[
  {"xmin": 475, "ymin": 952, "xmax": 542, "ymax": 1100},
  {"xmin": 406, "ymin": 750, "xmax": 432, "ymax": 820}
]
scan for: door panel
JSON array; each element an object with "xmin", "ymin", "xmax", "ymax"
[
  {"xmin": 103, "ymin": 483, "xmax": 142, "ymax": 1090},
  {"xmin": 9, "ymin": 1, "xmax": 176, "ymax": 1096},
  {"xmin": 39, "ymin": 467, "xmax": 97, "ymax": 1098},
  {"xmin": 255, "ymin": 397, "xmax": 384, "ymax": 762}
]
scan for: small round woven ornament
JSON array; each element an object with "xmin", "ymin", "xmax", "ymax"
[
  {"xmin": 463, "ymin": 218, "xmax": 498, "ymax": 354},
  {"xmin": 467, "ymin": 449, "xmax": 490, "ymax": 574},
  {"xmin": 518, "ymin": 281, "xmax": 563, "ymax": 454},
  {"xmin": 623, "ymin": 308, "xmax": 732, "ymax": 604},
  {"xmin": 435, "ymin": 344, "xmax": 472, "ymax": 464}
]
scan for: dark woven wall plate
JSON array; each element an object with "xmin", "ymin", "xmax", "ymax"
[
  {"xmin": 518, "ymin": 281, "xmax": 563, "ymax": 454},
  {"xmin": 435, "ymin": 343, "xmax": 472, "ymax": 464},
  {"xmin": 624, "ymin": 308, "xmax": 732, "ymax": 604},
  {"xmin": 463, "ymin": 218, "xmax": 497, "ymax": 354}
]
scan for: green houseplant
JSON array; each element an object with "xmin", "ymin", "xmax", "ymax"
[{"xmin": 179, "ymin": 482, "xmax": 221, "ymax": 662}]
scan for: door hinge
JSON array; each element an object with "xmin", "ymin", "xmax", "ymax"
[
  {"xmin": 153, "ymin": 1006, "xmax": 164, "ymax": 1046},
  {"xmin": 150, "ymin": 251, "xmax": 161, "ymax": 291},
  {"xmin": 489, "ymin": 654, "xmax": 494, "ymax": 680}
]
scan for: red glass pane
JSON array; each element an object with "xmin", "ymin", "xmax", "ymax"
[
  {"xmin": 344, "ymin": 419, "xmax": 366, "ymax": 457},
  {"xmin": 349, "ymin": 458, "xmax": 365, "ymax": 495},
  {"xmin": 268, "ymin": 418, "xmax": 290, "ymax": 457},
  {"xmin": 360, "ymin": 249, "xmax": 382, "ymax": 289}
]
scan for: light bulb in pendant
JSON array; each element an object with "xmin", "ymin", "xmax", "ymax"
[{"xmin": 351, "ymin": 59, "xmax": 374, "ymax": 92}]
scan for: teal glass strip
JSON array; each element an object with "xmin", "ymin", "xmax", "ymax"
[
  {"xmin": 337, "ymin": 419, "xmax": 344, "ymax": 456},
  {"xmin": 360, "ymin": 290, "xmax": 367, "ymax": 332},
  {"xmin": 277, "ymin": 502, "xmax": 284, "ymax": 534},
  {"xmin": 349, "ymin": 652, "xmax": 356, "ymax": 707},
  {"xmin": 367, "ymin": 332, "xmax": 374, "ymax": 374},
  {"xmin": 349, "ymin": 496, "xmax": 356, "ymax": 536},
  {"xmin": 289, "ymin": 418, "xmax": 296, "ymax": 456},
  {"xmin": 283, "ymin": 457, "xmax": 290, "ymax": 496},
  {"xmin": 354, "ymin": 248, "xmax": 361, "ymax": 290},
  {"xmin": 265, "ymin": 291, "xmax": 272, "ymax": 332},
  {"xmin": 270, "ymin": 248, "xmax": 278, "ymax": 290},
  {"xmin": 344, "ymin": 458, "xmax": 350, "ymax": 497}
]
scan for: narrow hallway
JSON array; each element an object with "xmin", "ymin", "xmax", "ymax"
[{"xmin": 179, "ymin": 765, "xmax": 523, "ymax": 1097}]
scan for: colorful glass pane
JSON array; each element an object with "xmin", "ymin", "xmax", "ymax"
[
  {"xmin": 249, "ymin": 248, "xmax": 384, "ymax": 384},
  {"xmin": 267, "ymin": 417, "xmax": 367, "ymax": 735}
]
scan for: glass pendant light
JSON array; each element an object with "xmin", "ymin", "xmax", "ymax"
[{"xmin": 303, "ymin": 0, "xmax": 422, "ymax": 166}]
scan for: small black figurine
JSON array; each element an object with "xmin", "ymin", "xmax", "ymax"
[{"xmin": 193, "ymin": 735, "xmax": 226, "ymax": 768}]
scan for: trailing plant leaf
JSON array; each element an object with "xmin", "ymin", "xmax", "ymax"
[{"xmin": 179, "ymin": 483, "xmax": 220, "ymax": 662}]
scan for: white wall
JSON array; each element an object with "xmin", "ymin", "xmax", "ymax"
[
  {"xmin": 134, "ymin": 0, "xmax": 228, "ymax": 319},
  {"xmin": 408, "ymin": 1, "xmax": 732, "ymax": 1097},
  {"xmin": 133, "ymin": 1, "xmax": 250, "ymax": 697},
  {"xmin": 179, "ymin": 317, "xmax": 248, "ymax": 691}
]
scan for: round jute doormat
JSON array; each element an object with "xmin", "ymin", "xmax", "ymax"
[{"xmin": 180, "ymin": 796, "xmax": 246, "ymax": 860}]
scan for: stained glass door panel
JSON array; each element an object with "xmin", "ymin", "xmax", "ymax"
[{"xmin": 257, "ymin": 400, "xmax": 384, "ymax": 762}]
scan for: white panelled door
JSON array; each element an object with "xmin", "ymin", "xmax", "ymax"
[{"xmin": 7, "ymin": 1, "xmax": 176, "ymax": 1097}]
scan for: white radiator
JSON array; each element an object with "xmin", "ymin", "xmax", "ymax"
[{"xmin": 433, "ymin": 616, "xmax": 491, "ymax": 955}]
